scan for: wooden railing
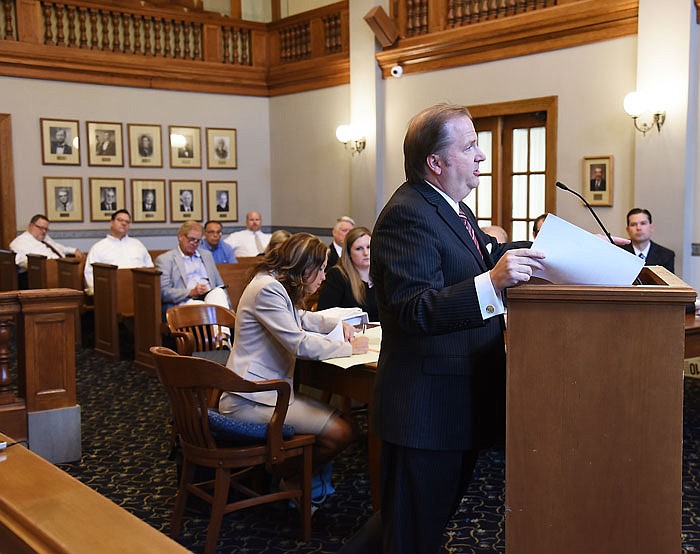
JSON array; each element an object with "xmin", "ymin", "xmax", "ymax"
[
  {"xmin": 0, "ymin": 0, "xmax": 639, "ymax": 93},
  {"xmin": 377, "ymin": 0, "xmax": 637, "ymax": 78},
  {"xmin": 0, "ymin": 0, "xmax": 349, "ymax": 95}
]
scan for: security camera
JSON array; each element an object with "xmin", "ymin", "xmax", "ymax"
[{"xmin": 390, "ymin": 65, "xmax": 403, "ymax": 78}]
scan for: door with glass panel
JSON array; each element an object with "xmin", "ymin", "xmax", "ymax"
[{"xmin": 465, "ymin": 111, "xmax": 553, "ymax": 242}]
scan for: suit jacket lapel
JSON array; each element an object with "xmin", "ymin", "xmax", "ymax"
[
  {"xmin": 173, "ymin": 254, "xmax": 188, "ymax": 288},
  {"xmin": 414, "ymin": 181, "xmax": 488, "ymax": 271}
]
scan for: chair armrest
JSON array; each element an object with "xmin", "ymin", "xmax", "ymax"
[{"xmin": 170, "ymin": 330, "xmax": 195, "ymax": 356}]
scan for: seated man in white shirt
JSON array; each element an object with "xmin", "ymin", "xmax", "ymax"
[
  {"xmin": 83, "ymin": 209, "xmax": 154, "ymax": 295},
  {"xmin": 10, "ymin": 214, "xmax": 83, "ymax": 287},
  {"xmin": 155, "ymin": 221, "xmax": 231, "ymax": 316},
  {"xmin": 224, "ymin": 210, "xmax": 270, "ymax": 257}
]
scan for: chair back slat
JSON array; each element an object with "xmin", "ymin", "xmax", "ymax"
[{"xmin": 166, "ymin": 304, "xmax": 236, "ymax": 355}]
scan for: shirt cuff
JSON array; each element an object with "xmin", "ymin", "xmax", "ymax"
[{"xmin": 474, "ymin": 272, "xmax": 505, "ymax": 320}]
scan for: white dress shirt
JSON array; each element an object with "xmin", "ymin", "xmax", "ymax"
[
  {"xmin": 9, "ymin": 231, "xmax": 77, "ymax": 272},
  {"xmin": 224, "ymin": 229, "xmax": 271, "ymax": 257},
  {"xmin": 84, "ymin": 234, "xmax": 153, "ymax": 293}
]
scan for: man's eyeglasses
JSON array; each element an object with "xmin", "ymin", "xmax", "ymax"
[
  {"xmin": 33, "ymin": 223, "xmax": 49, "ymax": 232},
  {"xmin": 184, "ymin": 236, "xmax": 201, "ymax": 245},
  {"xmin": 205, "ymin": 230, "xmax": 222, "ymax": 235}
]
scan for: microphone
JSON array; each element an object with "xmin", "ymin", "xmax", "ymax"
[{"xmin": 555, "ymin": 181, "xmax": 614, "ymax": 244}]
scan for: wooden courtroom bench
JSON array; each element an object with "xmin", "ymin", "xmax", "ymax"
[
  {"xmin": 92, "ymin": 264, "xmax": 162, "ymax": 370},
  {"xmin": 215, "ymin": 257, "xmax": 259, "ymax": 311},
  {"xmin": 0, "ymin": 250, "xmax": 18, "ymax": 291},
  {"xmin": 27, "ymin": 255, "xmax": 88, "ymax": 343},
  {"xmin": 0, "ymin": 432, "xmax": 189, "ymax": 554}
]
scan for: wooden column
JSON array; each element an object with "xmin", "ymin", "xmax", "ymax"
[{"xmin": 0, "ymin": 293, "xmax": 25, "ymax": 441}]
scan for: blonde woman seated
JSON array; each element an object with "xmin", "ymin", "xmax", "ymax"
[
  {"xmin": 317, "ymin": 226, "xmax": 378, "ymax": 321},
  {"xmin": 220, "ymin": 232, "xmax": 369, "ymax": 476}
]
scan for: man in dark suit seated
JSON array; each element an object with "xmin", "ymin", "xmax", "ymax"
[
  {"xmin": 343, "ymin": 104, "xmax": 545, "ymax": 554},
  {"xmin": 620, "ymin": 208, "xmax": 675, "ymax": 273},
  {"xmin": 327, "ymin": 215, "xmax": 354, "ymax": 267}
]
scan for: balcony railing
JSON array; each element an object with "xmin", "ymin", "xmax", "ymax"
[
  {"xmin": 0, "ymin": 0, "xmax": 639, "ymax": 95},
  {"xmin": 0, "ymin": 0, "xmax": 349, "ymax": 96}
]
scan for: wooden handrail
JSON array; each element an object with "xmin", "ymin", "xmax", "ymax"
[{"xmin": 0, "ymin": 0, "xmax": 349, "ymax": 95}]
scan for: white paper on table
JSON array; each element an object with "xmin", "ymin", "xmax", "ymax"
[
  {"xmin": 531, "ymin": 214, "xmax": 645, "ymax": 286},
  {"xmin": 321, "ymin": 325, "xmax": 382, "ymax": 369}
]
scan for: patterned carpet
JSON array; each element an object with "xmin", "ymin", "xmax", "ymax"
[{"xmin": 49, "ymin": 344, "xmax": 700, "ymax": 553}]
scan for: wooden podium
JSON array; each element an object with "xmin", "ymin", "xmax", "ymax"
[{"xmin": 505, "ymin": 266, "xmax": 695, "ymax": 554}]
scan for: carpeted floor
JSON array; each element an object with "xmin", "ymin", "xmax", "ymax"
[{"xmin": 50, "ymin": 345, "xmax": 700, "ymax": 553}]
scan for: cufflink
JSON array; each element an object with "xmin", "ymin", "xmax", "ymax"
[{"xmin": 486, "ymin": 305, "xmax": 495, "ymax": 314}]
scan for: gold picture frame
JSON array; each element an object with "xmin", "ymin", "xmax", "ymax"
[
  {"xmin": 89, "ymin": 178, "xmax": 125, "ymax": 221},
  {"xmin": 41, "ymin": 118, "xmax": 80, "ymax": 165},
  {"xmin": 132, "ymin": 179, "xmax": 166, "ymax": 223},
  {"xmin": 582, "ymin": 155, "xmax": 613, "ymax": 207},
  {"xmin": 128, "ymin": 123, "xmax": 162, "ymax": 167},
  {"xmin": 206, "ymin": 128, "xmax": 237, "ymax": 169},
  {"xmin": 87, "ymin": 121, "xmax": 124, "ymax": 166},
  {"xmin": 44, "ymin": 177, "xmax": 83, "ymax": 222},
  {"xmin": 207, "ymin": 181, "xmax": 238, "ymax": 222},
  {"xmin": 170, "ymin": 180, "xmax": 202, "ymax": 222},
  {"xmin": 168, "ymin": 126, "xmax": 201, "ymax": 168}
]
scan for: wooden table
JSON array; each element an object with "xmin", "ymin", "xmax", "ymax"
[
  {"xmin": 685, "ymin": 312, "xmax": 700, "ymax": 358},
  {"xmin": 0, "ymin": 432, "xmax": 189, "ymax": 554},
  {"xmin": 296, "ymin": 359, "xmax": 380, "ymax": 511}
]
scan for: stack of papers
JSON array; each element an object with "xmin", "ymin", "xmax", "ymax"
[
  {"xmin": 322, "ymin": 325, "xmax": 382, "ymax": 369},
  {"xmin": 531, "ymin": 214, "xmax": 644, "ymax": 286}
]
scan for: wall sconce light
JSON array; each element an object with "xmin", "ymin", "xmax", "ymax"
[
  {"xmin": 623, "ymin": 91, "xmax": 666, "ymax": 136},
  {"xmin": 336, "ymin": 124, "xmax": 366, "ymax": 155}
]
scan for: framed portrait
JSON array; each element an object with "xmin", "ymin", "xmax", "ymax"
[
  {"xmin": 207, "ymin": 181, "xmax": 238, "ymax": 222},
  {"xmin": 168, "ymin": 126, "xmax": 201, "ymax": 168},
  {"xmin": 87, "ymin": 121, "xmax": 124, "ymax": 166},
  {"xmin": 170, "ymin": 180, "xmax": 202, "ymax": 222},
  {"xmin": 582, "ymin": 155, "xmax": 613, "ymax": 207},
  {"xmin": 206, "ymin": 128, "xmax": 237, "ymax": 169},
  {"xmin": 89, "ymin": 178, "xmax": 125, "ymax": 221},
  {"xmin": 128, "ymin": 123, "xmax": 162, "ymax": 168},
  {"xmin": 131, "ymin": 179, "xmax": 166, "ymax": 223},
  {"xmin": 40, "ymin": 118, "xmax": 80, "ymax": 165},
  {"xmin": 44, "ymin": 177, "xmax": 83, "ymax": 222}
]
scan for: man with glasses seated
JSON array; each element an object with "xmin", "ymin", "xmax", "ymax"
[
  {"xmin": 10, "ymin": 214, "xmax": 83, "ymax": 289},
  {"xmin": 155, "ymin": 221, "xmax": 230, "ymax": 316},
  {"xmin": 198, "ymin": 220, "xmax": 237, "ymax": 264}
]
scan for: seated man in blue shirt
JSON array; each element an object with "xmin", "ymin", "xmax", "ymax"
[{"xmin": 199, "ymin": 220, "xmax": 237, "ymax": 264}]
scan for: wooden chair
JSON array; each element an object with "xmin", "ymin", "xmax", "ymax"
[
  {"xmin": 165, "ymin": 304, "xmax": 236, "ymax": 356},
  {"xmin": 150, "ymin": 346, "xmax": 314, "ymax": 554}
]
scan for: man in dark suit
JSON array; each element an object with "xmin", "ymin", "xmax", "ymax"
[
  {"xmin": 50, "ymin": 127, "xmax": 72, "ymax": 154},
  {"xmin": 589, "ymin": 165, "xmax": 606, "ymax": 191},
  {"xmin": 327, "ymin": 215, "xmax": 354, "ymax": 267},
  {"xmin": 362, "ymin": 104, "xmax": 544, "ymax": 554},
  {"xmin": 621, "ymin": 208, "xmax": 675, "ymax": 272},
  {"xmin": 100, "ymin": 187, "xmax": 116, "ymax": 211},
  {"xmin": 142, "ymin": 189, "xmax": 156, "ymax": 212}
]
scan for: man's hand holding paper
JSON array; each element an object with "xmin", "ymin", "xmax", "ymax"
[{"xmin": 531, "ymin": 214, "xmax": 644, "ymax": 285}]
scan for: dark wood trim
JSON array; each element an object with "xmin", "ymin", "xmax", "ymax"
[
  {"xmin": 0, "ymin": 114, "xmax": 16, "ymax": 250},
  {"xmin": 376, "ymin": 0, "xmax": 637, "ymax": 78},
  {"xmin": 469, "ymin": 96, "xmax": 558, "ymax": 217}
]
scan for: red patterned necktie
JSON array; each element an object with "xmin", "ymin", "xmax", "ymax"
[{"xmin": 458, "ymin": 209, "xmax": 483, "ymax": 257}]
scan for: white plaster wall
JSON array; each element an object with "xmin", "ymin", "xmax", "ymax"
[
  {"xmin": 269, "ymin": 86, "xmax": 353, "ymax": 229},
  {"xmin": 1, "ymin": 76, "xmax": 271, "ymax": 250},
  {"xmin": 381, "ymin": 36, "xmax": 639, "ymax": 238}
]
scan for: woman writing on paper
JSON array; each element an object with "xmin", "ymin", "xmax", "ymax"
[
  {"xmin": 220, "ymin": 233, "xmax": 368, "ymax": 479},
  {"xmin": 317, "ymin": 226, "xmax": 378, "ymax": 321}
]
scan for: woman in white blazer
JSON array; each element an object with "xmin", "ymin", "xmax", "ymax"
[{"xmin": 220, "ymin": 233, "xmax": 368, "ymax": 475}]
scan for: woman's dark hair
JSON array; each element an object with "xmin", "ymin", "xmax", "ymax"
[{"xmin": 249, "ymin": 232, "xmax": 328, "ymax": 307}]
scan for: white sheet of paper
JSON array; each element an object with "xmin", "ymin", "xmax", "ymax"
[
  {"xmin": 531, "ymin": 214, "xmax": 644, "ymax": 286},
  {"xmin": 321, "ymin": 325, "xmax": 382, "ymax": 369}
]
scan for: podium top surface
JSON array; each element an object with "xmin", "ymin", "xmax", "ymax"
[{"xmin": 507, "ymin": 266, "xmax": 696, "ymax": 304}]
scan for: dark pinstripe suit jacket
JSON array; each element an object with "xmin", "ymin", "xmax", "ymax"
[{"xmin": 370, "ymin": 180, "xmax": 528, "ymax": 451}]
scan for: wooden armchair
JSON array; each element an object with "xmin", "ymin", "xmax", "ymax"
[
  {"xmin": 165, "ymin": 304, "xmax": 236, "ymax": 356},
  {"xmin": 150, "ymin": 347, "xmax": 314, "ymax": 554}
]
